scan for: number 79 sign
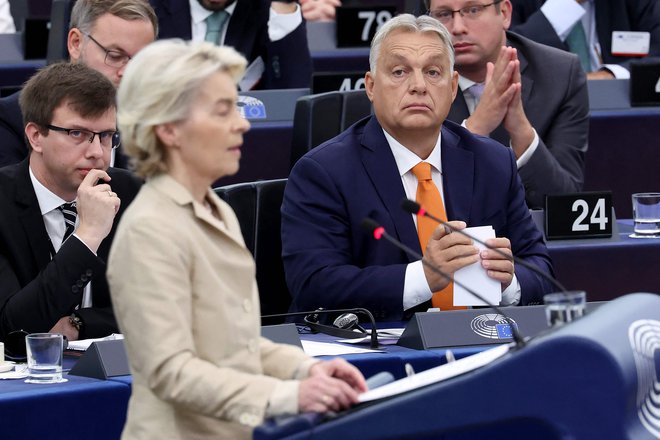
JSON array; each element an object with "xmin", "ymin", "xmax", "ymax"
[{"xmin": 545, "ymin": 192, "xmax": 613, "ymax": 240}]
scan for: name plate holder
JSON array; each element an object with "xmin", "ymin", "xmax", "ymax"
[
  {"xmin": 262, "ymin": 323, "xmax": 303, "ymax": 349},
  {"xmin": 545, "ymin": 192, "xmax": 615, "ymax": 240},
  {"xmin": 398, "ymin": 303, "xmax": 605, "ymax": 350},
  {"xmin": 336, "ymin": 5, "xmax": 396, "ymax": 48},
  {"xmin": 69, "ymin": 339, "xmax": 130, "ymax": 380}
]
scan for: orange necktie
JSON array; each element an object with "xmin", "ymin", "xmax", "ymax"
[{"xmin": 411, "ymin": 162, "xmax": 465, "ymax": 311}]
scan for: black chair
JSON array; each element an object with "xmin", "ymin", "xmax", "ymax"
[
  {"xmin": 214, "ymin": 179, "xmax": 290, "ymax": 322},
  {"xmin": 46, "ymin": 0, "xmax": 75, "ymax": 65},
  {"xmin": 289, "ymin": 89, "xmax": 372, "ymax": 171}
]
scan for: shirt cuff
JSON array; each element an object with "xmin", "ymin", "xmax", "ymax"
[
  {"xmin": 540, "ymin": 0, "xmax": 585, "ymax": 40},
  {"xmin": 265, "ymin": 380, "xmax": 300, "ymax": 418},
  {"xmin": 602, "ymin": 64, "xmax": 630, "ymax": 79},
  {"xmin": 403, "ymin": 260, "xmax": 433, "ymax": 310},
  {"xmin": 500, "ymin": 274, "xmax": 521, "ymax": 306},
  {"xmin": 515, "ymin": 128, "xmax": 539, "ymax": 168},
  {"xmin": 268, "ymin": 3, "xmax": 302, "ymax": 42},
  {"xmin": 71, "ymin": 234, "xmax": 98, "ymax": 256}
]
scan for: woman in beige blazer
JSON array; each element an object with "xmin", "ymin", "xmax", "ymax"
[{"xmin": 107, "ymin": 40, "xmax": 366, "ymax": 439}]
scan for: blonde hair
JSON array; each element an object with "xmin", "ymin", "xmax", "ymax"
[
  {"xmin": 117, "ymin": 39, "xmax": 247, "ymax": 178},
  {"xmin": 369, "ymin": 14, "xmax": 455, "ymax": 74}
]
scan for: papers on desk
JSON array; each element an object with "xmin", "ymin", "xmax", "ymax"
[
  {"xmin": 301, "ymin": 340, "xmax": 384, "ymax": 356},
  {"xmin": 0, "ymin": 362, "xmax": 28, "ymax": 379},
  {"xmin": 454, "ymin": 226, "xmax": 501, "ymax": 306},
  {"xmin": 358, "ymin": 343, "xmax": 510, "ymax": 402},
  {"xmin": 337, "ymin": 328, "xmax": 405, "ymax": 345},
  {"xmin": 66, "ymin": 333, "xmax": 124, "ymax": 351}
]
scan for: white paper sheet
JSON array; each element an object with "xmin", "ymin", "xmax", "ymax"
[
  {"xmin": 453, "ymin": 225, "xmax": 501, "ymax": 306},
  {"xmin": 358, "ymin": 343, "xmax": 510, "ymax": 402},
  {"xmin": 301, "ymin": 340, "xmax": 384, "ymax": 356},
  {"xmin": 66, "ymin": 333, "xmax": 124, "ymax": 351}
]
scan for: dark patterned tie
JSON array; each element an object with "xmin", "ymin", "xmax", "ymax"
[{"xmin": 58, "ymin": 202, "xmax": 77, "ymax": 244}]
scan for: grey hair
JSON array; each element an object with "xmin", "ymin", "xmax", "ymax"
[
  {"xmin": 369, "ymin": 14, "xmax": 455, "ymax": 74},
  {"xmin": 117, "ymin": 39, "xmax": 247, "ymax": 178},
  {"xmin": 70, "ymin": 0, "xmax": 158, "ymax": 37}
]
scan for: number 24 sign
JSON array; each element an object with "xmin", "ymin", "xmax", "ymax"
[{"xmin": 545, "ymin": 192, "xmax": 613, "ymax": 240}]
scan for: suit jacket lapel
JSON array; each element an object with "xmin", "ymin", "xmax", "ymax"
[
  {"xmin": 14, "ymin": 161, "xmax": 52, "ymax": 268},
  {"xmin": 441, "ymin": 125, "xmax": 474, "ymax": 224},
  {"xmin": 448, "ymin": 91, "xmax": 470, "ymax": 123},
  {"xmin": 359, "ymin": 117, "xmax": 420, "ymax": 257}
]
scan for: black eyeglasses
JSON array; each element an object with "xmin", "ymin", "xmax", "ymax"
[
  {"xmin": 84, "ymin": 33, "xmax": 131, "ymax": 68},
  {"xmin": 46, "ymin": 124, "xmax": 121, "ymax": 150},
  {"xmin": 428, "ymin": 0, "xmax": 503, "ymax": 24}
]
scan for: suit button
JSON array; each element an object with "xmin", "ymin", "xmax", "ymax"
[
  {"xmin": 247, "ymin": 339, "xmax": 258, "ymax": 353},
  {"xmin": 243, "ymin": 299, "xmax": 251, "ymax": 313},
  {"xmin": 81, "ymin": 275, "xmax": 88, "ymax": 282},
  {"xmin": 72, "ymin": 286, "xmax": 79, "ymax": 293},
  {"xmin": 86, "ymin": 269, "xmax": 93, "ymax": 277},
  {"xmin": 76, "ymin": 280, "xmax": 84, "ymax": 287}
]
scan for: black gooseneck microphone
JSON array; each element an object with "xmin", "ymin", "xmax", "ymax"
[
  {"xmin": 361, "ymin": 218, "xmax": 526, "ymax": 349},
  {"xmin": 401, "ymin": 199, "xmax": 568, "ymax": 294},
  {"xmin": 262, "ymin": 308, "xmax": 380, "ymax": 349}
]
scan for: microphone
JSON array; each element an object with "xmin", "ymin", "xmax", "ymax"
[
  {"xmin": 401, "ymin": 199, "xmax": 567, "ymax": 293},
  {"xmin": 262, "ymin": 308, "xmax": 380, "ymax": 349},
  {"xmin": 361, "ymin": 218, "xmax": 526, "ymax": 349},
  {"xmin": 333, "ymin": 313, "xmax": 367, "ymax": 333}
]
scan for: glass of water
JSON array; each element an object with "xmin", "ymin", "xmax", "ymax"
[
  {"xmin": 25, "ymin": 333, "xmax": 66, "ymax": 384},
  {"xmin": 544, "ymin": 291, "xmax": 586, "ymax": 327},
  {"xmin": 632, "ymin": 193, "xmax": 660, "ymax": 238}
]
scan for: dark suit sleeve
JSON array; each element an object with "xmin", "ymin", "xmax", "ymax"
[
  {"xmin": 0, "ymin": 237, "xmax": 114, "ymax": 340},
  {"xmin": 519, "ymin": 55, "xmax": 588, "ymax": 208},
  {"xmin": 282, "ymin": 156, "xmax": 408, "ymax": 320},
  {"xmin": 0, "ymin": 94, "xmax": 29, "ymax": 168},
  {"xmin": 261, "ymin": 15, "xmax": 312, "ymax": 89}
]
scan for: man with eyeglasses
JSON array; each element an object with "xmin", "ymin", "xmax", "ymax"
[
  {"xmin": 0, "ymin": 0, "xmax": 157, "ymax": 169},
  {"xmin": 426, "ymin": 0, "xmax": 589, "ymax": 209},
  {"xmin": 0, "ymin": 62, "xmax": 142, "ymax": 344}
]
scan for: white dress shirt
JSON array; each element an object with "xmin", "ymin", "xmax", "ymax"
[{"xmin": 29, "ymin": 167, "xmax": 92, "ymax": 308}]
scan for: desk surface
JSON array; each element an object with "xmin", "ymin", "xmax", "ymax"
[{"xmin": 0, "ymin": 331, "xmax": 486, "ymax": 439}]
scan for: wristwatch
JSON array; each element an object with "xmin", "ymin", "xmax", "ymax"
[{"xmin": 69, "ymin": 312, "xmax": 84, "ymax": 332}]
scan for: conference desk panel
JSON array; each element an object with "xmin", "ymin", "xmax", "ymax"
[
  {"xmin": 548, "ymin": 221, "xmax": 660, "ymax": 301},
  {"xmin": 0, "ymin": 367, "xmax": 130, "ymax": 440}
]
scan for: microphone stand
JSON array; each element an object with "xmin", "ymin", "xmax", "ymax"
[{"xmin": 262, "ymin": 308, "xmax": 380, "ymax": 349}]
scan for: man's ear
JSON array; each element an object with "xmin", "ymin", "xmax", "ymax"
[
  {"xmin": 68, "ymin": 28, "xmax": 83, "ymax": 62},
  {"xmin": 25, "ymin": 123, "xmax": 44, "ymax": 153},
  {"xmin": 365, "ymin": 71, "xmax": 375, "ymax": 103},
  {"xmin": 501, "ymin": 0, "xmax": 513, "ymax": 30}
]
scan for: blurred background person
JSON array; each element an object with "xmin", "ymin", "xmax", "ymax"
[
  {"xmin": 150, "ymin": 0, "xmax": 312, "ymax": 89},
  {"xmin": 426, "ymin": 0, "xmax": 589, "ymax": 208},
  {"xmin": 109, "ymin": 39, "xmax": 366, "ymax": 438},
  {"xmin": 0, "ymin": 0, "xmax": 157, "ymax": 169},
  {"xmin": 300, "ymin": 0, "xmax": 341, "ymax": 21},
  {"xmin": 0, "ymin": 0, "xmax": 15, "ymax": 33},
  {"xmin": 510, "ymin": 0, "xmax": 660, "ymax": 79}
]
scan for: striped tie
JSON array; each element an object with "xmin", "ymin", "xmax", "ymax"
[{"xmin": 58, "ymin": 202, "xmax": 77, "ymax": 244}]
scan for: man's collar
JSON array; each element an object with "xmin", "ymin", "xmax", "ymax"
[
  {"xmin": 28, "ymin": 166, "xmax": 69, "ymax": 216},
  {"xmin": 381, "ymin": 128, "xmax": 442, "ymax": 178},
  {"xmin": 189, "ymin": 0, "xmax": 237, "ymax": 25}
]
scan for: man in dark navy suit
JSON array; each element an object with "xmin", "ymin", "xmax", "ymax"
[
  {"xmin": 281, "ymin": 14, "xmax": 554, "ymax": 321},
  {"xmin": 149, "ymin": 0, "xmax": 312, "ymax": 90}
]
